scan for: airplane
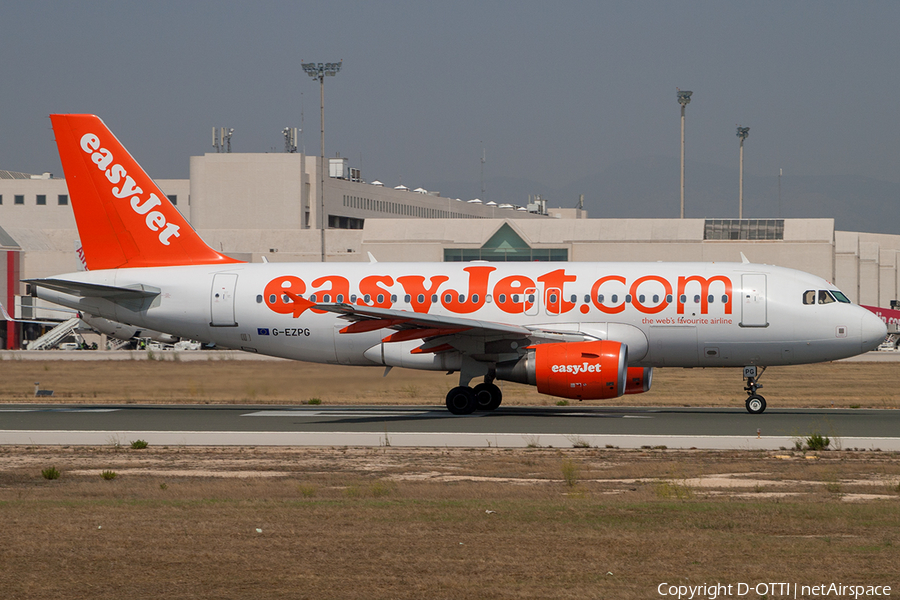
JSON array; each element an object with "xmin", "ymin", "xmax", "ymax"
[{"xmin": 26, "ymin": 114, "xmax": 887, "ymax": 415}]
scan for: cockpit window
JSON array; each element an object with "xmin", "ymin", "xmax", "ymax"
[
  {"xmin": 818, "ymin": 290, "xmax": 836, "ymax": 304},
  {"xmin": 831, "ymin": 290, "xmax": 851, "ymax": 304},
  {"xmin": 802, "ymin": 290, "xmax": 816, "ymax": 305}
]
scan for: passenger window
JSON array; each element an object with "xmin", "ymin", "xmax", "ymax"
[
  {"xmin": 818, "ymin": 290, "xmax": 836, "ymax": 304},
  {"xmin": 802, "ymin": 290, "xmax": 816, "ymax": 305},
  {"xmin": 693, "ymin": 295, "xmax": 701, "ymax": 303}
]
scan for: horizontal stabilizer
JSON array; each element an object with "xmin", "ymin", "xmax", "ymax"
[{"xmin": 25, "ymin": 278, "xmax": 160, "ymax": 300}]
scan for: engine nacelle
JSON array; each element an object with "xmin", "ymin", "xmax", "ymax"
[
  {"xmin": 495, "ymin": 340, "xmax": 628, "ymax": 400},
  {"xmin": 624, "ymin": 367, "xmax": 653, "ymax": 394}
]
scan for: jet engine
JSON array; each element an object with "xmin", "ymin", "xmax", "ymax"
[
  {"xmin": 495, "ymin": 340, "xmax": 629, "ymax": 400},
  {"xmin": 625, "ymin": 367, "xmax": 653, "ymax": 395}
]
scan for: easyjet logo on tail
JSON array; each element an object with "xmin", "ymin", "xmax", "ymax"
[{"xmin": 79, "ymin": 133, "xmax": 181, "ymax": 246}]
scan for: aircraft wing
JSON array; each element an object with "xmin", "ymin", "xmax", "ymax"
[
  {"xmin": 24, "ymin": 279, "xmax": 161, "ymax": 300},
  {"xmin": 312, "ymin": 302, "xmax": 585, "ymax": 357}
]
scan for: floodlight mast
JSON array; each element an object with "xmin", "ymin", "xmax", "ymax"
[
  {"xmin": 736, "ymin": 126, "xmax": 750, "ymax": 219},
  {"xmin": 301, "ymin": 60, "xmax": 342, "ymax": 262},
  {"xmin": 677, "ymin": 90, "xmax": 692, "ymax": 219}
]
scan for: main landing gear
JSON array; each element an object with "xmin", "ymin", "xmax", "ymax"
[
  {"xmin": 743, "ymin": 365, "xmax": 767, "ymax": 414},
  {"xmin": 445, "ymin": 381, "xmax": 503, "ymax": 415}
]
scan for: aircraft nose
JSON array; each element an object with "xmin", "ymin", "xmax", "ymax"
[{"xmin": 860, "ymin": 310, "xmax": 888, "ymax": 352}]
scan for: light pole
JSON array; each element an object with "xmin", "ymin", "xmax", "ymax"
[
  {"xmin": 677, "ymin": 90, "xmax": 692, "ymax": 219},
  {"xmin": 736, "ymin": 126, "xmax": 750, "ymax": 219},
  {"xmin": 301, "ymin": 60, "xmax": 342, "ymax": 262}
]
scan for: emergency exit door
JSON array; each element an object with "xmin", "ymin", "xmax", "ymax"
[
  {"xmin": 740, "ymin": 273, "xmax": 767, "ymax": 327},
  {"xmin": 211, "ymin": 273, "xmax": 239, "ymax": 327}
]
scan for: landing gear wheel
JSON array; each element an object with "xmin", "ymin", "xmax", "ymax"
[
  {"xmin": 446, "ymin": 386, "xmax": 478, "ymax": 415},
  {"xmin": 473, "ymin": 382, "xmax": 502, "ymax": 411},
  {"xmin": 745, "ymin": 395, "xmax": 767, "ymax": 414}
]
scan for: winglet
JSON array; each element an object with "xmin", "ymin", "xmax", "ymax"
[
  {"xmin": 367, "ymin": 252, "xmax": 378, "ymax": 263},
  {"xmin": 50, "ymin": 114, "xmax": 243, "ymax": 270},
  {"xmin": 740, "ymin": 252, "xmax": 750, "ymax": 264},
  {"xmin": 0, "ymin": 302, "xmax": 12, "ymax": 321}
]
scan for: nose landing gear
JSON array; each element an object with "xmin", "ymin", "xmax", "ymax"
[{"xmin": 743, "ymin": 365, "xmax": 767, "ymax": 414}]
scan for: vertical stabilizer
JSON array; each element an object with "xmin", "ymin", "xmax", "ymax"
[{"xmin": 50, "ymin": 114, "xmax": 242, "ymax": 270}]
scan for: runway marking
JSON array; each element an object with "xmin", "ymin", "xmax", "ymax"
[
  {"xmin": 241, "ymin": 409, "xmax": 478, "ymax": 418},
  {"xmin": 0, "ymin": 408, "xmax": 121, "ymax": 413}
]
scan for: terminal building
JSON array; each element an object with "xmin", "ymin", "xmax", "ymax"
[{"xmin": 2, "ymin": 151, "xmax": 899, "ymax": 349}]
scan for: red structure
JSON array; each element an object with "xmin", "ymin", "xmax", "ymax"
[{"xmin": 4, "ymin": 248, "xmax": 21, "ymax": 349}]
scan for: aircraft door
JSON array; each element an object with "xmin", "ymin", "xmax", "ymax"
[
  {"xmin": 740, "ymin": 274, "xmax": 768, "ymax": 327},
  {"xmin": 211, "ymin": 273, "xmax": 238, "ymax": 327}
]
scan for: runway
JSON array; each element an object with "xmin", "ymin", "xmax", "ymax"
[{"xmin": 1, "ymin": 404, "xmax": 898, "ymax": 450}]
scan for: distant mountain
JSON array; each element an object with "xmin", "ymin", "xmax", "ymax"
[{"xmin": 425, "ymin": 156, "xmax": 900, "ymax": 234}]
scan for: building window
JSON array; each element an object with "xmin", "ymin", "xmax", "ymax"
[
  {"xmin": 443, "ymin": 223, "xmax": 568, "ymax": 262},
  {"xmin": 328, "ymin": 215, "xmax": 364, "ymax": 229},
  {"xmin": 167, "ymin": 195, "xmax": 177, "ymax": 205},
  {"xmin": 58, "ymin": 194, "xmax": 68, "ymax": 205},
  {"xmin": 0, "ymin": 195, "xmax": 3, "ymax": 204},
  {"xmin": 36, "ymin": 195, "xmax": 46, "ymax": 205},
  {"xmin": 15, "ymin": 195, "xmax": 24, "ymax": 205},
  {"xmin": 703, "ymin": 219, "xmax": 784, "ymax": 240}
]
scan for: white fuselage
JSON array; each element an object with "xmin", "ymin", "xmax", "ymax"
[{"xmin": 36, "ymin": 261, "xmax": 886, "ymax": 369}]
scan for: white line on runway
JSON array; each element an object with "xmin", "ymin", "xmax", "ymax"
[
  {"xmin": 0, "ymin": 408, "xmax": 121, "ymax": 413},
  {"xmin": 241, "ymin": 409, "xmax": 477, "ymax": 418}
]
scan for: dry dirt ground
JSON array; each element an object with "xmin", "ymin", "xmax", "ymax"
[
  {"xmin": 0, "ymin": 446, "xmax": 898, "ymax": 599},
  {"xmin": 1, "ymin": 358, "xmax": 898, "ymax": 598},
  {"xmin": 0, "ymin": 356, "xmax": 898, "ymax": 409}
]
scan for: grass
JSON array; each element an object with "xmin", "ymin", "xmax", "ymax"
[
  {"xmin": 561, "ymin": 458, "xmax": 580, "ymax": 487},
  {"xmin": 130, "ymin": 440, "xmax": 149, "ymax": 450},
  {"xmin": 41, "ymin": 466, "xmax": 60, "ymax": 480},
  {"xmin": 806, "ymin": 432, "xmax": 831, "ymax": 451},
  {"xmin": 0, "ymin": 358, "xmax": 898, "ymax": 408},
  {"xmin": 1, "ymin": 446, "xmax": 898, "ymax": 599}
]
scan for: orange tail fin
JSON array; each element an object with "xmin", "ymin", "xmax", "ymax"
[{"xmin": 50, "ymin": 114, "xmax": 242, "ymax": 270}]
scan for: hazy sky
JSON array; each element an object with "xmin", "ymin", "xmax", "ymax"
[{"xmin": 3, "ymin": 2, "xmax": 899, "ymax": 212}]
